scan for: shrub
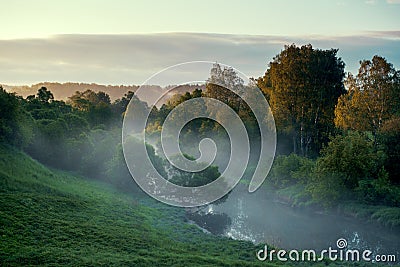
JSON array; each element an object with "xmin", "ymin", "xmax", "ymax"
[
  {"xmin": 306, "ymin": 172, "xmax": 347, "ymax": 207},
  {"xmin": 268, "ymin": 153, "xmax": 314, "ymax": 187},
  {"xmin": 356, "ymin": 168, "xmax": 400, "ymax": 206},
  {"xmin": 316, "ymin": 132, "xmax": 383, "ymax": 190}
]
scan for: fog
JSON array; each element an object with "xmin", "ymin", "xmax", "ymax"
[
  {"xmin": 168, "ymin": 134, "xmax": 400, "ymax": 261},
  {"xmin": 211, "ymin": 184, "xmax": 400, "ymax": 256}
]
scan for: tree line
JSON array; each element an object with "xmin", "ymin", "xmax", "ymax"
[{"xmin": 1, "ymin": 44, "xmax": 399, "ymax": 207}]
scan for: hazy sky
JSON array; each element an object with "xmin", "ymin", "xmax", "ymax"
[{"xmin": 1, "ymin": 0, "xmax": 399, "ymax": 85}]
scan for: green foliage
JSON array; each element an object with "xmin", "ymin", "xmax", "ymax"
[
  {"xmin": 148, "ymin": 88, "xmax": 213, "ymax": 138},
  {"xmin": 36, "ymin": 86, "xmax": 54, "ymax": 103},
  {"xmin": 67, "ymin": 90, "xmax": 113, "ymax": 127},
  {"xmin": 269, "ymin": 132, "xmax": 400, "ymax": 209},
  {"xmin": 259, "ymin": 44, "xmax": 345, "ymax": 156},
  {"xmin": 316, "ymin": 132, "xmax": 382, "ymax": 189},
  {"xmin": 335, "ymin": 56, "xmax": 400, "ymax": 142},
  {"xmin": 167, "ymin": 154, "xmax": 221, "ymax": 187},
  {"xmin": 274, "ymin": 184, "xmax": 314, "ymax": 208},
  {"xmin": 105, "ymin": 143, "xmax": 138, "ymax": 192},
  {"xmin": 304, "ymin": 132, "xmax": 386, "ymax": 207},
  {"xmin": 291, "ymin": 157, "xmax": 315, "ymax": 184},
  {"xmin": 205, "ymin": 63, "xmax": 244, "ymax": 114},
  {"xmin": 341, "ymin": 203, "xmax": 400, "ymax": 228},
  {"xmin": 80, "ymin": 129, "xmax": 119, "ymax": 177},
  {"xmin": 306, "ymin": 172, "xmax": 347, "ymax": 208},
  {"xmin": 13, "ymin": 109, "xmax": 35, "ymax": 148},
  {"xmin": 380, "ymin": 117, "xmax": 400, "ymax": 183},
  {"xmin": 268, "ymin": 154, "xmax": 314, "ymax": 187},
  {"xmin": 112, "ymin": 90, "xmax": 135, "ymax": 118},
  {"xmin": 26, "ymin": 118, "xmax": 68, "ymax": 168},
  {"xmin": 61, "ymin": 113, "xmax": 89, "ymax": 138},
  {"xmin": 0, "ymin": 86, "xmax": 34, "ymax": 147},
  {"xmin": 204, "ymin": 64, "xmax": 260, "ymax": 137},
  {"xmin": 370, "ymin": 207, "xmax": 400, "ymax": 228},
  {"xmin": 20, "ymin": 87, "xmax": 134, "ymax": 178},
  {"xmin": 270, "ymin": 133, "xmax": 399, "ymax": 209},
  {"xmin": 356, "ymin": 168, "xmax": 400, "ymax": 206},
  {"xmin": 122, "ymin": 136, "xmax": 167, "ymax": 180}
]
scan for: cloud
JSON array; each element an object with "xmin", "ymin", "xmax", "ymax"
[
  {"xmin": 365, "ymin": 31, "xmax": 400, "ymax": 38},
  {"xmin": 0, "ymin": 33, "xmax": 399, "ymax": 86},
  {"xmin": 387, "ymin": 0, "xmax": 400, "ymax": 3}
]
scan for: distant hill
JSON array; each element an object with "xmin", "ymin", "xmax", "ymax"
[
  {"xmin": 2, "ymin": 82, "xmax": 205, "ymax": 103},
  {"xmin": 2, "ymin": 82, "xmax": 139, "ymax": 101}
]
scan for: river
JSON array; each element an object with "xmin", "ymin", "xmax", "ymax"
[{"xmin": 194, "ymin": 183, "xmax": 400, "ymax": 262}]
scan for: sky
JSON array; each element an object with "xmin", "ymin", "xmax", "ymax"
[{"xmin": 1, "ymin": 0, "xmax": 399, "ymax": 85}]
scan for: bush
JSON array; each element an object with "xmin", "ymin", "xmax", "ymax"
[
  {"xmin": 306, "ymin": 172, "xmax": 347, "ymax": 207},
  {"xmin": 268, "ymin": 153, "xmax": 314, "ymax": 187},
  {"xmin": 316, "ymin": 132, "xmax": 383, "ymax": 189},
  {"xmin": 167, "ymin": 154, "xmax": 221, "ymax": 187},
  {"xmin": 356, "ymin": 168, "xmax": 400, "ymax": 206}
]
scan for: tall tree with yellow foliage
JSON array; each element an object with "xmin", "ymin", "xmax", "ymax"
[{"xmin": 335, "ymin": 56, "xmax": 400, "ymax": 143}]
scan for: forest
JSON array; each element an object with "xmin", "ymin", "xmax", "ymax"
[{"xmin": 1, "ymin": 44, "xmax": 399, "ymax": 265}]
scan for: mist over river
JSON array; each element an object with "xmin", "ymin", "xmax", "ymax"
[{"xmin": 196, "ymin": 183, "xmax": 400, "ymax": 261}]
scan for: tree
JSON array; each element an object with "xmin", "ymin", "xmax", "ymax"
[
  {"xmin": 0, "ymin": 87, "xmax": 20, "ymax": 143},
  {"xmin": 205, "ymin": 63, "xmax": 244, "ymax": 113},
  {"xmin": 335, "ymin": 56, "xmax": 400, "ymax": 143},
  {"xmin": 123, "ymin": 94, "xmax": 150, "ymax": 134},
  {"xmin": 112, "ymin": 90, "xmax": 135, "ymax": 117},
  {"xmin": 62, "ymin": 113, "xmax": 89, "ymax": 138},
  {"xmin": 68, "ymin": 90, "xmax": 113, "ymax": 126},
  {"xmin": 258, "ymin": 44, "xmax": 345, "ymax": 156},
  {"xmin": 204, "ymin": 63, "xmax": 261, "ymax": 137},
  {"xmin": 380, "ymin": 117, "xmax": 400, "ymax": 183},
  {"xmin": 37, "ymin": 87, "xmax": 54, "ymax": 103},
  {"xmin": 105, "ymin": 143, "xmax": 141, "ymax": 192},
  {"xmin": 0, "ymin": 86, "xmax": 34, "ymax": 147}
]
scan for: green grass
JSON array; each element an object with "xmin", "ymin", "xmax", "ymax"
[
  {"xmin": 273, "ymin": 184, "xmax": 317, "ymax": 209},
  {"xmin": 0, "ymin": 144, "xmax": 290, "ymax": 266},
  {"xmin": 340, "ymin": 203, "xmax": 400, "ymax": 228},
  {"xmin": 273, "ymin": 183, "xmax": 400, "ymax": 228}
]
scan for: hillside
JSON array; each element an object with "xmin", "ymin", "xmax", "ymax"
[
  {"xmin": 3, "ymin": 83, "xmax": 139, "ymax": 101},
  {"xmin": 2, "ymin": 82, "xmax": 205, "ymax": 102},
  {"xmin": 0, "ymin": 145, "xmax": 289, "ymax": 266}
]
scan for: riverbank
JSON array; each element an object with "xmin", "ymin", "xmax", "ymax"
[{"xmin": 272, "ymin": 183, "xmax": 400, "ymax": 229}]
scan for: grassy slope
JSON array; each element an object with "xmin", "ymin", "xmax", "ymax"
[{"xmin": 0, "ymin": 145, "xmax": 287, "ymax": 266}]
